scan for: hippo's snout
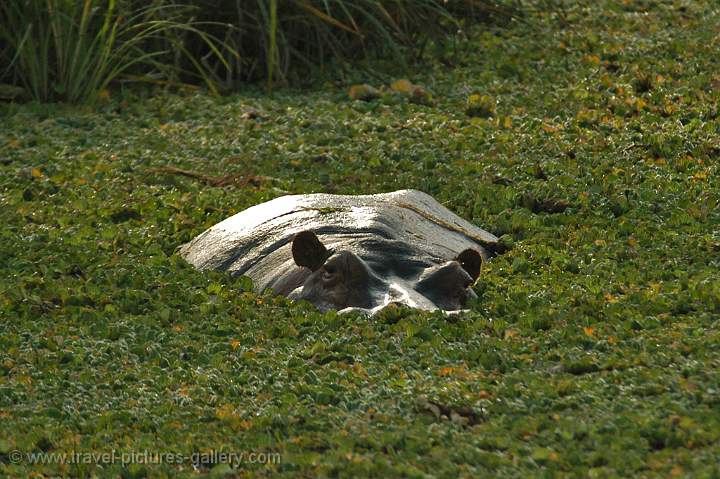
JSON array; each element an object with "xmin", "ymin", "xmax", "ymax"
[{"xmin": 285, "ymin": 231, "xmax": 482, "ymax": 314}]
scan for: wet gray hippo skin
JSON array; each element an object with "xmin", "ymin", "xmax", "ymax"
[{"xmin": 179, "ymin": 189, "xmax": 499, "ymax": 314}]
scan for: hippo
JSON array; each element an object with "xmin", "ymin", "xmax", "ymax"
[{"xmin": 179, "ymin": 189, "xmax": 500, "ymax": 314}]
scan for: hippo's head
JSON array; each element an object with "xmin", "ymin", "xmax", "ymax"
[{"xmin": 284, "ymin": 230, "xmax": 482, "ymax": 314}]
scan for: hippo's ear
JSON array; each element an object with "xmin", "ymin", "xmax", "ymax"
[
  {"xmin": 292, "ymin": 230, "xmax": 329, "ymax": 271},
  {"xmin": 456, "ymin": 249, "xmax": 482, "ymax": 282}
]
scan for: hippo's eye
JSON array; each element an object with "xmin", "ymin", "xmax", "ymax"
[{"xmin": 322, "ymin": 265, "xmax": 337, "ymax": 281}]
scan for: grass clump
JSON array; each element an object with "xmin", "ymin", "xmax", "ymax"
[{"xmin": 0, "ymin": 0, "xmax": 231, "ymax": 103}]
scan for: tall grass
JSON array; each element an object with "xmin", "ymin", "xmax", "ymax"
[
  {"xmin": 0, "ymin": 0, "xmax": 229, "ymax": 103},
  {"xmin": 189, "ymin": 0, "xmax": 515, "ymax": 88},
  {"xmin": 0, "ymin": 0, "xmax": 517, "ymax": 102}
]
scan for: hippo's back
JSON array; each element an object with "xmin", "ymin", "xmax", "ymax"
[{"xmin": 179, "ymin": 189, "xmax": 498, "ymax": 290}]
